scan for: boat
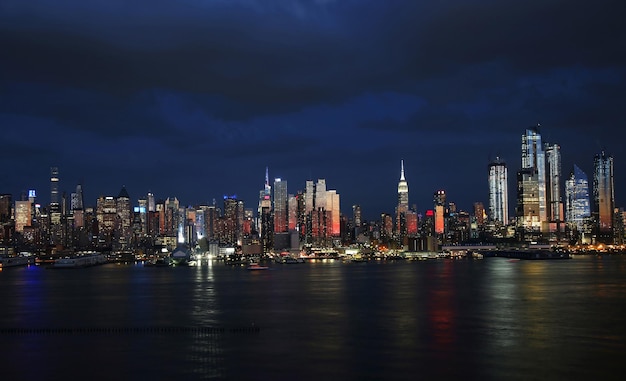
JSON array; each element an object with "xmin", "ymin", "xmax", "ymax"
[
  {"xmin": 52, "ymin": 254, "xmax": 107, "ymax": 269},
  {"xmin": 0, "ymin": 255, "xmax": 33, "ymax": 268},
  {"xmin": 144, "ymin": 258, "xmax": 172, "ymax": 267},
  {"xmin": 276, "ymin": 256, "xmax": 305, "ymax": 264},
  {"xmin": 246, "ymin": 263, "xmax": 269, "ymax": 271}
]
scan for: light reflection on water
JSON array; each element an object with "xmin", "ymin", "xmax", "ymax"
[{"xmin": 1, "ymin": 256, "xmax": 626, "ymax": 380}]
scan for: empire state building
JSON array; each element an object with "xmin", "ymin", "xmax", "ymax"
[{"xmin": 397, "ymin": 160, "xmax": 409, "ymax": 235}]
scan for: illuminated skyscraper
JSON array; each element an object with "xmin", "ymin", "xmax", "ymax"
[
  {"xmin": 593, "ymin": 151, "xmax": 614, "ymax": 239},
  {"xmin": 434, "ymin": 190, "xmax": 446, "ymax": 235},
  {"xmin": 305, "ymin": 181, "xmax": 315, "ymax": 213},
  {"xmin": 273, "ymin": 178, "xmax": 288, "ymax": 233},
  {"xmin": 15, "ymin": 200, "xmax": 32, "ymax": 232},
  {"xmin": 565, "ymin": 165, "xmax": 591, "ymax": 231},
  {"xmin": 327, "ymin": 189, "xmax": 340, "ymax": 236},
  {"xmin": 315, "ymin": 179, "xmax": 327, "ymax": 210},
  {"xmin": 288, "ymin": 195, "xmax": 297, "ymax": 231},
  {"xmin": 545, "ymin": 143, "xmax": 563, "ymax": 221},
  {"xmin": 50, "ymin": 167, "xmax": 60, "ymax": 213},
  {"xmin": 258, "ymin": 168, "xmax": 272, "ymax": 251},
  {"xmin": 396, "ymin": 160, "xmax": 409, "ymax": 236},
  {"xmin": 488, "ymin": 157, "xmax": 508, "ymax": 225},
  {"xmin": 116, "ymin": 186, "xmax": 132, "ymax": 249},
  {"xmin": 516, "ymin": 126, "xmax": 547, "ymax": 232},
  {"xmin": 147, "ymin": 192, "xmax": 155, "ymax": 212}
]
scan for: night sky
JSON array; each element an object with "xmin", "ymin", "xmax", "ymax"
[{"xmin": 1, "ymin": 1, "xmax": 625, "ymax": 220}]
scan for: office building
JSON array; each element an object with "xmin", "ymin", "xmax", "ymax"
[
  {"xmin": 593, "ymin": 151, "xmax": 615, "ymax": 240},
  {"xmin": 488, "ymin": 157, "xmax": 508, "ymax": 225},
  {"xmin": 565, "ymin": 164, "xmax": 591, "ymax": 232}
]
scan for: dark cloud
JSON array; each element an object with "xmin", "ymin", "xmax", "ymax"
[{"xmin": 1, "ymin": 1, "xmax": 625, "ymax": 218}]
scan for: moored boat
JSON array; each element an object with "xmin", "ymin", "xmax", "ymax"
[
  {"xmin": 0, "ymin": 255, "xmax": 34, "ymax": 268},
  {"xmin": 246, "ymin": 263, "xmax": 269, "ymax": 270}
]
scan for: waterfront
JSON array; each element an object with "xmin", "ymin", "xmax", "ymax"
[{"xmin": 1, "ymin": 256, "xmax": 625, "ymax": 380}]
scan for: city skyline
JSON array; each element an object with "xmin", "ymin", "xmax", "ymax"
[{"xmin": 2, "ymin": 1, "xmax": 625, "ymax": 219}]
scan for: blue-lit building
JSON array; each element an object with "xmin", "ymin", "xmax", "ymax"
[{"xmin": 565, "ymin": 164, "xmax": 591, "ymax": 235}]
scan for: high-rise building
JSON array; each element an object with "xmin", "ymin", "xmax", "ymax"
[
  {"xmin": 258, "ymin": 168, "xmax": 272, "ymax": 251},
  {"xmin": 516, "ymin": 126, "xmax": 547, "ymax": 232},
  {"xmin": 147, "ymin": 192, "xmax": 155, "ymax": 213},
  {"xmin": 15, "ymin": 200, "xmax": 32, "ymax": 232},
  {"xmin": 273, "ymin": 178, "xmax": 288, "ymax": 233},
  {"xmin": 50, "ymin": 167, "xmax": 60, "ymax": 213},
  {"xmin": 473, "ymin": 202, "xmax": 486, "ymax": 227},
  {"xmin": 396, "ymin": 160, "xmax": 409, "ymax": 237},
  {"xmin": 565, "ymin": 164, "xmax": 591, "ymax": 232},
  {"xmin": 434, "ymin": 190, "xmax": 446, "ymax": 235},
  {"xmin": 315, "ymin": 179, "xmax": 327, "ymax": 210},
  {"xmin": 593, "ymin": 151, "xmax": 615, "ymax": 239},
  {"xmin": 288, "ymin": 195, "xmax": 297, "ymax": 231},
  {"xmin": 116, "ymin": 186, "xmax": 132, "ymax": 250},
  {"xmin": 488, "ymin": 157, "xmax": 508, "ymax": 225},
  {"xmin": 545, "ymin": 143, "xmax": 563, "ymax": 221},
  {"xmin": 327, "ymin": 189, "xmax": 340, "ymax": 237},
  {"xmin": 70, "ymin": 184, "xmax": 84, "ymax": 211},
  {"xmin": 305, "ymin": 180, "xmax": 315, "ymax": 213},
  {"xmin": 353, "ymin": 205, "xmax": 362, "ymax": 227}
]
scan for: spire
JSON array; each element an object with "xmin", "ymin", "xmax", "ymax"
[
  {"xmin": 400, "ymin": 159, "xmax": 405, "ymax": 181},
  {"xmin": 265, "ymin": 166, "xmax": 269, "ymax": 186}
]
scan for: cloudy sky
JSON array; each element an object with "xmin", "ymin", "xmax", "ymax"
[{"xmin": 1, "ymin": 0, "xmax": 624, "ymax": 220}]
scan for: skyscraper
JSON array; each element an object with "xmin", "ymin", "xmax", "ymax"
[
  {"xmin": 565, "ymin": 164, "xmax": 591, "ymax": 232},
  {"xmin": 396, "ymin": 160, "xmax": 409, "ymax": 236},
  {"xmin": 545, "ymin": 143, "xmax": 563, "ymax": 221},
  {"xmin": 593, "ymin": 151, "xmax": 615, "ymax": 239},
  {"xmin": 116, "ymin": 186, "xmax": 132, "ymax": 250},
  {"xmin": 258, "ymin": 168, "xmax": 272, "ymax": 251},
  {"xmin": 273, "ymin": 178, "xmax": 288, "ymax": 233},
  {"xmin": 50, "ymin": 167, "xmax": 60, "ymax": 213},
  {"xmin": 488, "ymin": 157, "xmax": 508, "ymax": 225},
  {"xmin": 516, "ymin": 126, "xmax": 547, "ymax": 232},
  {"xmin": 434, "ymin": 190, "xmax": 446, "ymax": 235},
  {"xmin": 327, "ymin": 189, "xmax": 340, "ymax": 237}
]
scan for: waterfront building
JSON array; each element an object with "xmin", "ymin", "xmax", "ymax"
[
  {"xmin": 488, "ymin": 157, "xmax": 508, "ymax": 225},
  {"xmin": 516, "ymin": 126, "xmax": 547, "ymax": 233},
  {"xmin": 565, "ymin": 165, "xmax": 591, "ymax": 232},
  {"xmin": 593, "ymin": 151, "xmax": 615, "ymax": 242}
]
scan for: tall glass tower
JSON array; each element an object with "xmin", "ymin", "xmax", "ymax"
[
  {"xmin": 545, "ymin": 143, "xmax": 563, "ymax": 221},
  {"xmin": 516, "ymin": 126, "xmax": 547, "ymax": 231},
  {"xmin": 488, "ymin": 157, "xmax": 508, "ymax": 225},
  {"xmin": 565, "ymin": 164, "xmax": 591, "ymax": 231},
  {"xmin": 593, "ymin": 152, "xmax": 615, "ymax": 236}
]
